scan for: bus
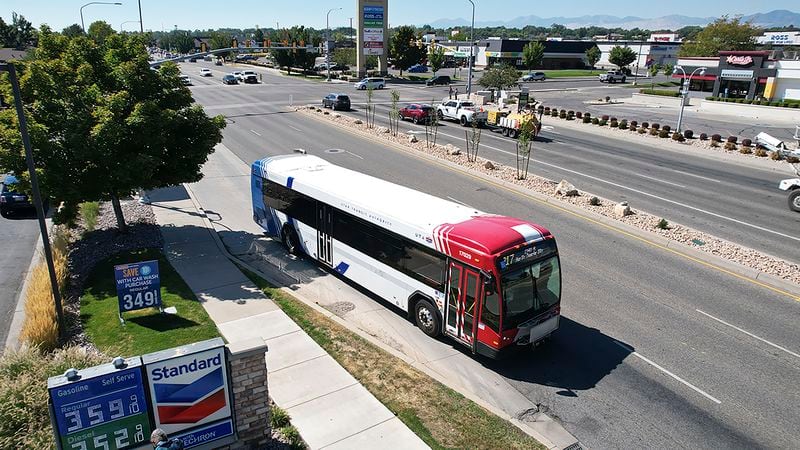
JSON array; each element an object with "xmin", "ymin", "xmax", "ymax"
[{"xmin": 251, "ymin": 154, "xmax": 562, "ymax": 358}]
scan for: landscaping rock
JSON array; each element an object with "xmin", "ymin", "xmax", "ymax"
[
  {"xmin": 484, "ymin": 161, "xmax": 495, "ymax": 170},
  {"xmin": 555, "ymin": 180, "xmax": 578, "ymax": 197},
  {"xmin": 408, "ymin": 135, "xmax": 418, "ymax": 143},
  {"xmin": 446, "ymin": 145, "xmax": 461, "ymax": 155},
  {"xmin": 614, "ymin": 201, "xmax": 632, "ymax": 217},
  {"xmin": 353, "ymin": 119, "xmax": 363, "ymax": 124}
]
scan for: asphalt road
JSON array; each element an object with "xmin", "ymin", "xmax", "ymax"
[
  {"xmin": 187, "ymin": 63, "xmax": 800, "ymax": 449},
  {"xmin": 0, "ymin": 209, "xmax": 39, "ymax": 347},
  {"xmin": 182, "ymin": 61, "xmax": 800, "ymax": 264}
]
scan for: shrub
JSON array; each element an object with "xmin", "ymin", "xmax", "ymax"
[
  {"xmin": 537, "ymin": 105, "xmax": 545, "ymax": 112},
  {"xmin": 744, "ymin": 99, "xmax": 753, "ymax": 104},
  {"xmin": 742, "ymin": 138, "xmax": 752, "ymax": 147},
  {"xmin": 598, "ymin": 119, "xmax": 607, "ymax": 126},
  {"xmin": 683, "ymin": 130, "xmax": 693, "ymax": 139},
  {"xmin": 560, "ymin": 109, "xmax": 567, "ymax": 114},
  {"xmin": 699, "ymin": 133, "xmax": 708, "ymax": 140},
  {"xmin": 619, "ymin": 122, "xmax": 628, "ymax": 130},
  {"xmin": 280, "ymin": 425, "xmax": 304, "ymax": 449},
  {"xmin": 0, "ymin": 346, "xmax": 106, "ymax": 448},
  {"xmin": 568, "ymin": 110, "xmax": 574, "ymax": 116},
  {"xmin": 559, "ymin": 111, "xmax": 567, "ymax": 119},
  {"xmin": 544, "ymin": 107, "xmax": 550, "ymax": 113},
  {"xmin": 659, "ymin": 130, "xmax": 669, "ymax": 138},
  {"xmin": 610, "ymin": 117, "xmax": 617, "ymax": 122},
  {"xmin": 591, "ymin": 117, "xmax": 599, "ymax": 125},
  {"xmin": 739, "ymin": 146, "xmax": 753, "ymax": 154},
  {"xmin": 651, "ymin": 123, "xmax": 660, "ymax": 130},
  {"xmin": 78, "ymin": 201, "xmax": 100, "ymax": 232},
  {"xmin": 605, "ymin": 96, "xmax": 611, "ymax": 102},
  {"xmin": 271, "ymin": 406, "xmax": 291, "ymax": 428},
  {"xmin": 656, "ymin": 218, "xmax": 670, "ymax": 229},
  {"xmin": 20, "ymin": 246, "xmax": 67, "ymax": 352},
  {"xmin": 641, "ymin": 122, "xmax": 649, "ymax": 129},
  {"xmin": 649, "ymin": 128, "xmax": 659, "ymax": 136},
  {"xmin": 589, "ymin": 196, "xmax": 601, "ymax": 206},
  {"xmin": 711, "ymin": 140, "xmax": 720, "ymax": 147},
  {"xmin": 787, "ymin": 155, "xmax": 800, "ymax": 163},
  {"xmin": 583, "ymin": 116, "xmax": 591, "ymax": 123},
  {"xmin": 662, "ymin": 125, "xmax": 671, "ymax": 133},
  {"xmin": 711, "ymin": 134, "xmax": 722, "ymax": 142},
  {"xmin": 638, "ymin": 128, "xmax": 647, "ymax": 134},
  {"xmin": 770, "ymin": 151, "xmax": 783, "ymax": 161},
  {"xmin": 755, "ymin": 148, "xmax": 767, "ymax": 157},
  {"xmin": 724, "ymin": 142, "xmax": 737, "ymax": 151},
  {"xmin": 792, "ymin": 104, "xmax": 799, "ymax": 109},
  {"xmin": 610, "ymin": 121, "xmax": 618, "ymax": 128},
  {"xmin": 551, "ymin": 109, "xmax": 559, "ymax": 117},
  {"xmin": 601, "ymin": 115, "xmax": 609, "ymax": 121},
  {"xmin": 726, "ymin": 136, "xmax": 737, "ymax": 143},
  {"xmin": 575, "ymin": 111, "xmax": 583, "ymax": 119},
  {"xmin": 630, "ymin": 120, "xmax": 638, "ymax": 128},
  {"xmin": 584, "ymin": 112, "xmax": 591, "ymax": 118}
]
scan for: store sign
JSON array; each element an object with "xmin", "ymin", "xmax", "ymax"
[
  {"xmin": 48, "ymin": 358, "xmax": 151, "ymax": 450},
  {"xmin": 362, "ymin": 5, "xmax": 384, "ymax": 55},
  {"xmin": 143, "ymin": 338, "xmax": 234, "ymax": 448},
  {"xmin": 114, "ymin": 260, "xmax": 161, "ymax": 314},
  {"xmin": 726, "ymin": 55, "xmax": 754, "ymax": 66},
  {"xmin": 363, "ymin": 27, "xmax": 383, "ymax": 42},
  {"xmin": 720, "ymin": 69, "xmax": 754, "ymax": 80}
]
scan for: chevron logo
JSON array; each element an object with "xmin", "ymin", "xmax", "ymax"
[{"xmin": 154, "ymin": 367, "xmax": 227, "ymax": 424}]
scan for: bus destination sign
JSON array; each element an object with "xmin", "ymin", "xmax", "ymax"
[
  {"xmin": 499, "ymin": 240, "xmax": 556, "ymax": 270},
  {"xmin": 48, "ymin": 357, "xmax": 151, "ymax": 450}
]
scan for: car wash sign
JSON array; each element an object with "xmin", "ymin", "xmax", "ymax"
[
  {"xmin": 114, "ymin": 260, "xmax": 161, "ymax": 314},
  {"xmin": 143, "ymin": 338, "xmax": 235, "ymax": 449},
  {"xmin": 48, "ymin": 357, "xmax": 151, "ymax": 450}
]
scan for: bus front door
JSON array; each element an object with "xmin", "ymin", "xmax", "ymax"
[
  {"xmin": 317, "ymin": 204, "xmax": 333, "ymax": 267},
  {"xmin": 445, "ymin": 262, "xmax": 480, "ymax": 347}
]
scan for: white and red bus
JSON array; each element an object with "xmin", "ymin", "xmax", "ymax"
[{"xmin": 251, "ymin": 154, "xmax": 562, "ymax": 358}]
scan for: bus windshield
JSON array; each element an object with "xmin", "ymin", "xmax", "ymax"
[{"xmin": 500, "ymin": 256, "xmax": 561, "ymax": 330}]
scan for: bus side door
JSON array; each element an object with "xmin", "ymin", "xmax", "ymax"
[
  {"xmin": 317, "ymin": 203, "xmax": 333, "ymax": 267},
  {"xmin": 445, "ymin": 261, "xmax": 481, "ymax": 348}
]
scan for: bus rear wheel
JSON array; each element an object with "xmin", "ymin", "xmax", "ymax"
[{"xmin": 414, "ymin": 300, "xmax": 440, "ymax": 337}]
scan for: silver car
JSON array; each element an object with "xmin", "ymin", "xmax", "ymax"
[
  {"xmin": 354, "ymin": 77, "xmax": 386, "ymax": 90},
  {"xmin": 522, "ymin": 72, "xmax": 546, "ymax": 82}
]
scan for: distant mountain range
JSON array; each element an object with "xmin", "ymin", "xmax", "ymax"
[{"xmin": 423, "ymin": 9, "xmax": 800, "ymax": 31}]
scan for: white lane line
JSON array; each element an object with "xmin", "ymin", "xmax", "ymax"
[
  {"xmin": 613, "ymin": 341, "xmax": 722, "ymax": 404},
  {"xmin": 446, "ymin": 196, "xmax": 473, "ymax": 207},
  {"xmin": 287, "ymin": 125, "xmax": 303, "ymax": 132},
  {"xmin": 345, "ymin": 150, "xmax": 364, "ymax": 159},
  {"xmin": 669, "ymin": 169, "xmax": 722, "ymax": 183},
  {"xmin": 249, "ymin": 129, "xmax": 262, "ymax": 136},
  {"xmin": 636, "ymin": 173, "xmax": 686, "ymax": 188},
  {"xmin": 696, "ymin": 309, "xmax": 800, "ymax": 359}
]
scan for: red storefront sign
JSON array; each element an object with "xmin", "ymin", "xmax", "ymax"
[{"xmin": 726, "ymin": 55, "xmax": 754, "ymax": 66}]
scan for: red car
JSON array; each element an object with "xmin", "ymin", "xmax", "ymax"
[{"xmin": 399, "ymin": 103, "xmax": 434, "ymax": 124}]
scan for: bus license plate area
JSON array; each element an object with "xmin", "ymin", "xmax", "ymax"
[{"xmin": 516, "ymin": 315, "xmax": 559, "ymax": 346}]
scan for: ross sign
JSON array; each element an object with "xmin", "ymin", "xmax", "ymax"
[
  {"xmin": 48, "ymin": 358, "xmax": 151, "ymax": 450},
  {"xmin": 726, "ymin": 55, "xmax": 754, "ymax": 66},
  {"xmin": 143, "ymin": 338, "xmax": 235, "ymax": 448},
  {"xmin": 114, "ymin": 260, "xmax": 161, "ymax": 315}
]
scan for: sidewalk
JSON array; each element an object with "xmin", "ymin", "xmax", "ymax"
[{"xmin": 148, "ymin": 180, "xmax": 427, "ymax": 449}]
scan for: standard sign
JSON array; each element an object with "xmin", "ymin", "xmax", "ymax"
[
  {"xmin": 143, "ymin": 338, "xmax": 235, "ymax": 449},
  {"xmin": 114, "ymin": 260, "xmax": 161, "ymax": 314},
  {"xmin": 48, "ymin": 358, "xmax": 151, "ymax": 450}
]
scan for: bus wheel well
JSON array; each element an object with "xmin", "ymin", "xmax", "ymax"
[{"xmin": 407, "ymin": 293, "xmax": 439, "ymax": 321}]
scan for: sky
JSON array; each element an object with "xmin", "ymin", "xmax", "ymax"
[{"xmin": 1, "ymin": 1, "xmax": 795, "ymax": 32}]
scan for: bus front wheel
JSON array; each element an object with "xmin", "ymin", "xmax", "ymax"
[
  {"xmin": 282, "ymin": 226, "xmax": 302, "ymax": 256},
  {"xmin": 414, "ymin": 300, "xmax": 440, "ymax": 337}
]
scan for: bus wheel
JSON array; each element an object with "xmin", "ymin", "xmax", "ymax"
[
  {"xmin": 414, "ymin": 300, "xmax": 440, "ymax": 337},
  {"xmin": 282, "ymin": 226, "xmax": 301, "ymax": 256}
]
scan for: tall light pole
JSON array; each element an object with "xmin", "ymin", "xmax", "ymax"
[
  {"xmin": 137, "ymin": 0, "xmax": 144, "ymax": 32},
  {"xmin": 80, "ymin": 2, "xmax": 122, "ymax": 32},
  {"xmin": 326, "ymin": 7, "xmax": 342, "ymax": 83},
  {"xmin": 466, "ymin": 0, "xmax": 475, "ymax": 96},
  {"xmin": 0, "ymin": 63, "xmax": 65, "ymax": 339},
  {"xmin": 672, "ymin": 65, "xmax": 706, "ymax": 133},
  {"xmin": 120, "ymin": 20, "xmax": 140, "ymax": 32}
]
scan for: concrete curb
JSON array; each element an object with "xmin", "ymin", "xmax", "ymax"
[
  {"xmin": 180, "ymin": 180, "xmax": 578, "ymax": 449},
  {"xmin": 298, "ymin": 108, "xmax": 800, "ymax": 301}
]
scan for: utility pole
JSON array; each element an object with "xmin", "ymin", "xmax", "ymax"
[{"xmin": 467, "ymin": 0, "xmax": 475, "ymax": 96}]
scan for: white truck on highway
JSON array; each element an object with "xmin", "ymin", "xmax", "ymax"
[
  {"xmin": 598, "ymin": 70, "xmax": 627, "ymax": 83},
  {"xmin": 436, "ymin": 99, "xmax": 488, "ymax": 126}
]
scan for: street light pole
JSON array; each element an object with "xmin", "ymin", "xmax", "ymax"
[
  {"xmin": 466, "ymin": 0, "xmax": 475, "ymax": 96},
  {"xmin": 0, "ymin": 63, "xmax": 65, "ymax": 339},
  {"xmin": 673, "ymin": 65, "xmax": 706, "ymax": 133},
  {"xmin": 326, "ymin": 7, "xmax": 342, "ymax": 83},
  {"xmin": 80, "ymin": 2, "xmax": 122, "ymax": 32},
  {"xmin": 137, "ymin": 0, "xmax": 144, "ymax": 32}
]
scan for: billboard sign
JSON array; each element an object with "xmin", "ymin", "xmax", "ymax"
[
  {"xmin": 48, "ymin": 357, "xmax": 151, "ymax": 450},
  {"xmin": 143, "ymin": 338, "xmax": 234, "ymax": 448},
  {"xmin": 362, "ymin": 5, "xmax": 384, "ymax": 55},
  {"xmin": 114, "ymin": 260, "xmax": 161, "ymax": 315}
]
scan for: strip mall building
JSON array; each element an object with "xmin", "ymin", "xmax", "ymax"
[{"xmin": 676, "ymin": 50, "xmax": 800, "ymax": 101}]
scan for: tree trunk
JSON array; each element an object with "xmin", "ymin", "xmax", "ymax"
[{"xmin": 110, "ymin": 194, "xmax": 128, "ymax": 232}]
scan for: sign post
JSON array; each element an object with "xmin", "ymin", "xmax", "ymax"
[
  {"xmin": 48, "ymin": 357, "xmax": 152, "ymax": 450},
  {"xmin": 114, "ymin": 260, "xmax": 162, "ymax": 323}
]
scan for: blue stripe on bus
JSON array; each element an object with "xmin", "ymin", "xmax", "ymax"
[
  {"xmin": 334, "ymin": 262, "xmax": 349, "ymax": 275},
  {"xmin": 286, "ymin": 176, "xmax": 294, "ymax": 189}
]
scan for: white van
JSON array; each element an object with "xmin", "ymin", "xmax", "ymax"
[{"xmin": 354, "ymin": 77, "xmax": 386, "ymax": 90}]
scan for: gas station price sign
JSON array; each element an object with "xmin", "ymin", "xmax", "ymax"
[{"xmin": 48, "ymin": 357, "xmax": 151, "ymax": 450}]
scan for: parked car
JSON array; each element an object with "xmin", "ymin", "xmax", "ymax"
[
  {"xmin": 231, "ymin": 71, "xmax": 244, "ymax": 81},
  {"xmin": 331, "ymin": 63, "xmax": 350, "ymax": 71},
  {"xmin": 203, "ymin": 55, "xmax": 213, "ymax": 61},
  {"xmin": 322, "ymin": 93, "xmax": 351, "ymax": 111},
  {"xmin": 241, "ymin": 70, "xmax": 257, "ymax": 78},
  {"xmin": 0, "ymin": 174, "xmax": 35, "ymax": 218},
  {"xmin": 426, "ymin": 75, "xmax": 452, "ymax": 86},
  {"xmin": 436, "ymin": 99, "xmax": 487, "ymax": 127},
  {"xmin": 408, "ymin": 64, "xmax": 428, "ymax": 73},
  {"xmin": 214, "ymin": 59, "xmax": 223, "ymax": 66},
  {"xmin": 199, "ymin": 68, "xmax": 212, "ymax": 77},
  {"xmin": 599, "ymin": 70, "xmax": 626, "ymax": 83},
  {"xmin": 522, "ymin": 72, "xmax": 546, "ymax": 82},
  {"xmin": 314, "ymin": 62, "xmax": 332, "ymax": 71},
  {"xmin": 243, "ymin": 74, "xmax": 259, "ymax": 84},
  {"xmin": 399, "ymin": 103, "xmax": 434, "ymax": 124},
  {"xmin": 188, "ymin": 57, "xmax": 197, "ymax": 62},
  {"xmin": 354, "ymin": 77, "xmax": 385, "ymax": 90},
  {"xmin": 179, "ymin": 74, "xmax": 192, "ymax": 86},
  {"xmin": 222, "ymin": 74, "xmax": 239, "ymax": 85}
]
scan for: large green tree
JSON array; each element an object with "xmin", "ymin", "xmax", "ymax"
[
  {"xmin": 522, "ymin": 41, "xmax": 545, "ymax": 71},
  {"xmin": 61, "ymin": 24, "xmax": 84, "ymax": 38},
  {"xmin": 428, "ymin": 45, "xmax": 445, "ymax": 76},
  {"xmin": 1, "ymin": 13, "xmax": 36, "ymax": 48},
  {"xmin": 609, "ymin": 45, "xmax": 637, "ymax": 70},
  {"xmin": 389, "ymin": 26, "xmax": 426, "ymax": 76},
  {"xmin": 0, "ymin": 25, "xmax": 225, "ymax": 230},
  {"xmin": 585, "ymin": 46, "xmax": 601, "ymax": 69},
  {"xmin": 87, "ymin": 21, "xmax": 115, "ymax": 43},
  {"xmin": 478, "ymin": 64, "xmax": 520, "ymax": 91},
  {"xmin": 679, "ymin": 16, "xmax": 761, "ymax": 57}
]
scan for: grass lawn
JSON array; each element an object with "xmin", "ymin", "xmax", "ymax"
[
  {"xmin": 540, "ymin": 69, "xmax": 599, "ymax": 78},
  {"xmin": 240, "ymin": 267, "xmax": 544, "ymax": 450},
  {"xmin": 81, "ymin": 248, "xmax": 220, "ymax": 356}
]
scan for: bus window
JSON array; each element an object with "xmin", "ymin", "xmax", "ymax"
[{"xmin": 481, "ymin": 289, "xmax": 500, "ymax": 333}]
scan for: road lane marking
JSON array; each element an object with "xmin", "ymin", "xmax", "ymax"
[
  {"xmin": 635, "ymin": 173, "xmax": 686, "ymax": 188},
  {"xmin": 668, "ymin": 169, "xmax": 722, "ymax": 183},
  {"xmin": 345, "ymin": 150, "xmax": 364, "ymax": 159},
  {"xmin": 249, "ymin": 130, "xmax": 262, "ymax": 136},
  {"xmin": 446, "ymin": 196, "xmax": 474, "ymax": 208},
  {"xmin": 696, "ymin": 309, "xmax": 800, "ymax": 359},
  {"xmin": 613, "ymin": 341, "xmax": 722, "ymax": 404},
  {"xmin": 288, "ymin": 125, "xmax": 303, "ymax": 132}
]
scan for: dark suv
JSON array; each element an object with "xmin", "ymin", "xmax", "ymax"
[
  {"xmin": 322, "ymin": 93, "xmax": 351, "ymax": 111},
  {"xmin": 0, "ymin": 175, "xmax": 34, "ymax": 218},
  {"xmin": 426, "ymin": 75, "xmax": 452, "ymax": 86}
]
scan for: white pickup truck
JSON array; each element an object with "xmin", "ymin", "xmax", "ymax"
[
  {"xmin": 598, "ymin": 70, "xmax": 627, "ymax": 83},
  {"xmin": 436, "ymin": 99, "xmax": 488, "ymax": 126}
]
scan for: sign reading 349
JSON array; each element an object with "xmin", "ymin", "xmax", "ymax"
[{"xmin": 114, "ymin": 260, "xmax": 162, "ymax": 314}]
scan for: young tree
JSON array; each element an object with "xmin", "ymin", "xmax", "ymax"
[
  {"xmin": 389, "ymin": 25, "xmax": 426, "ymax": 76},
  {"xmin": 61, "ymin": 24, "xmax": 84, "ymax": 38},
  {"xmin": 1, "ymin": 12, "xmax": 36, "ymax": 48},
  {"xmin": 209, "ymin": 31, "xmax": 233, "ymax": 58},
  {"xmin": 253, "ymin": 27, "xmax": 264, "ymax": 44},
  {"xmin": 172, "ymin": 31, "xmax": 194, "ymax": 54},
  {"xmin": 428, "ymin": 45, "xmax": 445, "ymax": 76},
  {"xmin": 522, "ymin": 41, "xmax": 545, "ymax": 71},
  {"xmin": 87, "ymin": 21, "xmax": 115, "ymax": 43},
  {"xmin": 662, "ymin": 63, "xmax": 674, "ymax": 77},
  {"xmin": 679, "ymin": 16, "xmax": 761, "ymax": 57},
  {"xmin": 478, "ymin": 64, "xmax": 520, "ymax": 92},
  {"xmin": 609, "ymin": 46, "xmax": 637, "ymax": 70},
  {"xmin": 648, "ymin": 63, "xmax": 660, "ymax": 89},
  {"xmin": 333, "ymin": 48, "xmax": 355, "ymax": 67},
  {"xmin": 0, "ymin": 27, "xmax": 226, "ymax": 230},
  {"xmin": 272, "ymin": 49, "xmax": 294, "ymax": 73},
  {"xmin": 585, "ymin": 45, "xmax": 601, "ymax": 70}
]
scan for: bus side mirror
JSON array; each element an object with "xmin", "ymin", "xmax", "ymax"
[{"xmin": 481, "ymin": 271, "xmax": 495, "ymax": 295}]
